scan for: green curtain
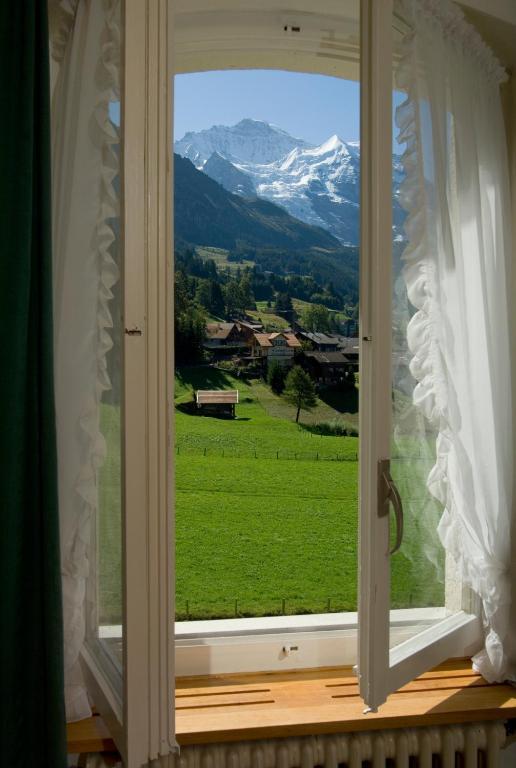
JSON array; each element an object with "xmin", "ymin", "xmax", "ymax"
[{"xmin": 0, "ymin": 2, "xmax": 67, "ymax": 767}]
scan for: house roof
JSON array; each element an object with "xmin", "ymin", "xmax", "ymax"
[
  {"xmin": 299, "ymin": 331, "xmax": 338, "ymax": 346},
  {"xmin": 237, "ymin": 319, "xmax": 263, "ymax": 331},
  {"xmin": 254, "ymin": 332, "xmax": 301, "ymax": 348},
  {"xmin": 205, "ymin": 322, "xmax": 236, "ymax": 340},
  {"xmin": 196, "ymin": 390, "xmax": 239, "ymax": 405},
  {"xmin": 303, "ymin": 351, "xmax": 352, "ymax": 365},
  {"xmin": 254, "ymin": 333, "xmax": 273, "ymax": 348}
]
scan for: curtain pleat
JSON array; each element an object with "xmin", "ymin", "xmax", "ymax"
[{"xmin": 0, "ymin": 2, "xmax": 67, "ymax": 767}]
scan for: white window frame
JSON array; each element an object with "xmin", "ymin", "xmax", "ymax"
[
  {"xmin": 80, "ymin": 1, "xmax": 176, "ymax": 766},
  {"xmin": 74, "ymin": 0, "xmax": 516, "ymax": 763},
  {"xmin": 170, "ymin": 0, "xmax": 481, "ymax": 681}
]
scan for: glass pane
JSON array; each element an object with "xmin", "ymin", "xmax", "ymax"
[
  {"xmin": 389, "ymin": 17, "xmax": 450, "ymax": 649},
  {"xmin": 85, "ymin": 13, "xmax": 124, "ymax": 677},
  {"xmin": 173, "ymin": 4, "xmax": 361, "ymax": 626}
]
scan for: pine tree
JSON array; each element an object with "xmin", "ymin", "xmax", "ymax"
[
  {"xmin": 267, "ymin": 360, "xmax": 287, "ymax": 394},
  {"xmin": 283, "ymin": 365, "xmax": 317, "ymax": 423}
]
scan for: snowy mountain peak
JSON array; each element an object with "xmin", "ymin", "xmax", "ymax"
[
  {"xmin": 174, "ymin": 119, "xmax": 312, "ymax": 167},
  {"xmin": 316, "ymin": 134, "xmax": 344, "ymax": 154},
  {"xmin": 175, "ymin": 120, "xmax": 403, "ymax": 247}
]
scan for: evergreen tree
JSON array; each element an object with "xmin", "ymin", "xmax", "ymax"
[
  {"xmin": 283, "ymin": 365, "xmax": 317, "ymax": 423},
  {"xmin": 267, "ymin": 360, "xmax": 287, "ymax": 394},
  {"xmin": 302, "ymin": 303, "xmax": 332, "ymax": 333},
  {"xmin": 175, "ymin": 271, "xmax": 206, "ymax": 364},
  {"xmin": 239, "ymin": 274, "xmax": 255, "ymax": 310},
  {"xmin": 274, "ymin": 292, "xmax": 293, "ymax": 314}
]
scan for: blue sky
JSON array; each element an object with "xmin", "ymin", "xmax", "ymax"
[
  {"xmin": 112, "ymin": 70, "xmax": 404, "ymax": 150},
  {"xmin": 174, "ymin": 70, "xmax": 360, "ymax": 145}
]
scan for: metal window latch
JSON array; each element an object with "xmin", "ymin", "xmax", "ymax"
[
  {"xmin": 125, "ymin": 326, "xmax": 143, "ymax": 336},
  {"xmin": 378, "ymin": 458, "xmax": 404, "ymax": 555}
]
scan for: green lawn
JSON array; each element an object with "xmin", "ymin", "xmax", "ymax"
[
  {"xmin": 196, "ymin": 245, "xmax": 255, "ymax": 273},
  {"xmin": 98, "ymin": 366, "xmax": 445, "ymax": 624}
]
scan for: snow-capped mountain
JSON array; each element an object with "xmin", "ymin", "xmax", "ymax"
[
  {"xmin": 174, "ymin": 120, "xmax": 405, "ymax": 246},
  {"xmin": 175, "ymin": 118, "xmax": 312, "ymax": 167}
]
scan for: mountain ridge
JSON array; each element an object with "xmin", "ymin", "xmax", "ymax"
[{"xmin": 174, "ymin": 119, "xmax": 405, "ymax": 247}]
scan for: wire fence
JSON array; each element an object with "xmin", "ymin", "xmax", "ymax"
[
  {"xmin": 175, "ymin": 591, "xmax": 435, "ymax": 621},
  {"xmin": 175, "ymin": 445, "xmax": 358, "ymax": 461},
  {"xmin": 175, "ymin": 445, "xmax": 435, "ymax": 463},
  {"xmin": 176, "ymin": 596, "xmax": 354, "ymax": 621}
]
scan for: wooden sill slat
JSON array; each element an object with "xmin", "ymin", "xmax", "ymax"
[
  {"xmin": 176, "ymin": 659, "xmax": 516, "ymax": 746},
  {"xmin": 66, "ymin": 714, "xmax": 116, "ymax": 754}
]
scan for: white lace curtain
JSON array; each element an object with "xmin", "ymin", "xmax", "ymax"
[
  {"xmin": 395, "ymin": 0, "xmax": 514, "ymax": 682},
  {"xmin": 50, "ymin": 0, "xmax": 121, "ymax": 721}
]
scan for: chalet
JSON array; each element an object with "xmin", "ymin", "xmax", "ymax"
[
  {"xmin": 337, "ymin": 337, "xmax": 359, "ymax": 369},
  {"xmin": 234, "ymin": 319, "xmax": 263, "ymax": 344},
  {"xmin": 299, "ymin": 351, "xmax": 356, "ymax": 385},
  {"xmin": 195, "ymin": 390, "xmax": 239, "ymax": 418},
  {"xmin": 204, "ymin": 323, "xmax": 250, "ymax": 360},
  {"xmin": 297, "ymin": 331, "xmax": 340, "ymax": 352},
  {"xmin": 251, "ymin": 331, "xmax": 301, "ymax": 367},
  {"xmin": 205, "ymin": 322, "xmax": 243, "ymax": 348}
]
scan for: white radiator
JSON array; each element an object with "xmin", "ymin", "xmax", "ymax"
[{"xmin": 175, "ymin": 722, "xmax": 507, "ymax": 768}]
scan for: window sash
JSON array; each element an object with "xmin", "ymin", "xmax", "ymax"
[{"xmin": 357, "ymin": 0, "xmax": 482, "ymax": 713}]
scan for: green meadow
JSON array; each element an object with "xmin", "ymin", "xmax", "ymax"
[{"xmin": 98, "ymin": 367, "xmax": 445, "ymax": 624}]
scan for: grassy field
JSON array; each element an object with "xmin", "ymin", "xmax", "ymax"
[
  {"xmin": 98, "ymin": 366, "xmax": 445, "ymax": 624},
  {"xmin": 195, "ymin": 245, "xmax": 255, "ymax": 273}
]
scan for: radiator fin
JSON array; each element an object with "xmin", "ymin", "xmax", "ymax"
[{"xmin": 176, "ymin": 722, "xmax": 506, "ymax": 768}]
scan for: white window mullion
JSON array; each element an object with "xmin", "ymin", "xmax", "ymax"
[
  {"xmin": 123, "ymin": 0, "xmax": 175, "ymax": 765},
  {"xmin": 358, "ymin": 0, "xmax": 393, "ymax": 713}
]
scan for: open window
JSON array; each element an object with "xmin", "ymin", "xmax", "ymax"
[{"xmin": 56, "ymin": 0, "xmax": 513, "ymax": 765}]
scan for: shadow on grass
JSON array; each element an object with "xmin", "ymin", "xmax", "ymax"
[
  {"xmin": 176, "ymin": 364, "xmax": 250, "ymax": 391},
  {"xmin": 317, "ymin": 385, "xmax": 358, "ymax": 415}
]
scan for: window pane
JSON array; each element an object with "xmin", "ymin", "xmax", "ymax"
[
  {"xmin": 389, "ymin": 23, "xmax": 450, "ymax": 649},
  {"xmin": 173, "ymin": 55, "xmax": 361, "ymax": 624}
]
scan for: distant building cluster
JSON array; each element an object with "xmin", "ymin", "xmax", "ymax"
[{"xmin": 203, "ymin": 318, "xmax": 359, "ymax": 386}]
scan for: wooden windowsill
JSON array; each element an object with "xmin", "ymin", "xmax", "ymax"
[
  {"xmin": 67, "ymin": 659, "xmax": 516, "ymax": 753},
  {"xmin": 67, "ymin": 712, "xmax": 117, "ymax": 754},
  {"xmin": 176, "ymin": 659, "xmax": 516, "ymax": 746}
]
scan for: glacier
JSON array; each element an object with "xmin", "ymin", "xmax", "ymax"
[{"xmin": 174, "ymin": 119, "xmax": 404, "ymax": 247}]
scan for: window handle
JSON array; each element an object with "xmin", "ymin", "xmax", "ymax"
[{"xmin": 378, "ymin": 459, "xmax": 404, "ymax": 555}]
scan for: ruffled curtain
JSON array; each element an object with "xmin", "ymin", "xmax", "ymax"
[
  {"xmin": 50, "ymin": 0, "xmax": 121, "ymax": 721},
  {"xmin": 395, "ymin": 0, "xmax": 513, "ymax": 682}
]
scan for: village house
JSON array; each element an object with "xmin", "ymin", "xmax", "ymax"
[
  {"xmin": 204, "ymin": 322, "xmax": 249, "ymax": 357},
  {"xmin": 251, "ymin": 331, "xmax": 301, "ymax": 367},
  {"xmin": 297, "ymin": 331, "xmax": 340, "ymax": 352},
  {"xmin": 336, "ymin": 337, "xmax": 359, "ymax": 370},
  {"xmin": 299, "ymin": 350, "xmax": 356, "ymax": 386}
]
